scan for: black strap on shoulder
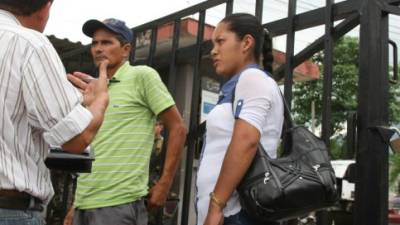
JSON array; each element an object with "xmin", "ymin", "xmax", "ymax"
[
  {"xmin": 230, "ymin": 75, "xmax": 294, "ymax": 155},
  {"xmin": 230, "ymin": 80, "xmax": 293, "ymax": 129}
]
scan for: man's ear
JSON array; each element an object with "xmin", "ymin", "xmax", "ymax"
[
  {"xmin": 33, "ymin": 1, "xmax": 52, "ymax": 30},
  {"xmin": 18, "ymin": 1, "xmax": 52, "ymax": 32},
  {"xmin": 122, "ymin": 43, "xmax": 132, "ymax": 58}
]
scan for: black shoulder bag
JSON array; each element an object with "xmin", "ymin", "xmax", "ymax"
[{"xmin": 232, "ymin": 86, "xmax": 338, "ymax": 222}]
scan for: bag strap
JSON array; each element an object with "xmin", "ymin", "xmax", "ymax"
[
  {"xmin": 279, "ymin": 91, "xmax": 294, "ymax": 128},
  {"xmin": 230, "ymin": 70, "xmax": 294, "ymax": 133}
]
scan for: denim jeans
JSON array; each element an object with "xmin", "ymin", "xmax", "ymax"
[
  {"xmin": 0, "ymin": 208, "xmax": 44, "ymax": 225},
  {"xmin": 224, "ymin": 210, "xmax": 279, "ymax": 225}
]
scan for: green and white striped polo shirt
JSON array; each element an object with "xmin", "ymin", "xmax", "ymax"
[{"xmin": 74, "ymin": 62, "xmax": 174, "ymax": 209}]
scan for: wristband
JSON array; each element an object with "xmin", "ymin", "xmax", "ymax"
[{"xmin": 209, "ymin": 192, "xmax": 226, "ymax": 209}]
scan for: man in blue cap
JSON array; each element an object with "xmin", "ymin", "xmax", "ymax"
[{"xmin": 64, "ymin": 18, "xmax": 187, "ymax": 225}]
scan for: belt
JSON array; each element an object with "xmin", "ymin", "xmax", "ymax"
[{"xmin": 0, "ymin": 190, "xmax": 43, "ymax": 211}]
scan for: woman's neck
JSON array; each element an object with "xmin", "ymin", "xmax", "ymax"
[{"xmin": 234, "ymin": 58, "xmax": 258, "ymax": 75}]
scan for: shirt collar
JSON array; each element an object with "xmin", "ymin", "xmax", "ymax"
[
  {"xmin": 109, "ymin": 61, "xmax": 130, "ymax": 83},
  {"xmin": 0, "ymin": 9, "xmax": 22, "ymax": 26},
  {"xmin": 219, "ymin": 64, "xmax": 261, "ymax": 97}
]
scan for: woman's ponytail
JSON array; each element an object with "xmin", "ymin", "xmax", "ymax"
[
  {"xmin": 221, "ymin": 14, "xmax": 274, "ymax": 72},
  {"xmin": 262, "ymin": 29, "xmax": 274, "ymax": 74}
]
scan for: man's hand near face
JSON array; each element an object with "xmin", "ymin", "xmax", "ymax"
[
  {"xmin": 61, "ymin": 60, "xmax": 110, "ymax": 153},
  {"xmin": 68, "ymin": 60, "xmax": 109, "ymax": 107}
]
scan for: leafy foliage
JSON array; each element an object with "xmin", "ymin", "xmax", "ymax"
[
  {"xmin": 390, "ymin": 154, "xmax": 400, "ymax": 188},
  {"xmin": 293, "ymin": 36, "xmax": 400, "ymax": 136}
]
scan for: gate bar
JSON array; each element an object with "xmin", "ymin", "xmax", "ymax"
[
  {"xmin": 181, "ymin": 10, "xmax": 206, "ymax": 225},
  {"xmin": 167, "ymin": 19, "xmax": 182, "ymax": 95},
  {"xmin": 255, "ymin": 0, "xmax": 263, "ymax": 21},
  {"xmin": 147, "ymin": 27, "xmax": 158, "ymax": 66},
  {"xmin": 283, "ymin": 0, "xmax": 297, "ymax": 108},
  {"xmin": 355, "ymin": 1, "xmax": 390, "ymax": 224},
  {"xmin": 129, "ymin": 32, "xmax": 137, "ymax": 64},
  {"xmin": 321, "ymin": 0, "xmax": 334, "ymax": 147},
  {"xmin": 226, "ymin": 0, "xmax": 233, "ymax": 15}
]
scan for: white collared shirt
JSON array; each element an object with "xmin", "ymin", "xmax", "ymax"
[{"xmin": 0, "ymin": 9, "xmax": 93, "ymax": 203}]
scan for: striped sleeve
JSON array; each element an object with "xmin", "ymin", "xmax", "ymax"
[
  {"xmin": 21, "ymin": 42, "xmax": 93, "ymax": 146},
  {"xmin": 140, "ymin": 67, "xmax": 175, "ymax": 115}
]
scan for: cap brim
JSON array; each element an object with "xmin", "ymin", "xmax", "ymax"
[
  {"xmin": 82, "ymin": 20, "xmax": 108, "ymax": 38},
  {"xmin": 82, "ymin": 19, "xmax": 123, "ymax": 38},
  {"xmin": 82, "ymin": 19, "xmax": 133, "ymax": 43}
]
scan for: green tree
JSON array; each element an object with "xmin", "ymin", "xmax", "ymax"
[{"xmin": 293, "ymin": 36, "xmax": 400, "ymax": 136}]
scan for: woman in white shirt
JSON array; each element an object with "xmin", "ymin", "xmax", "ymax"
[{"xmin": 196, "ymin": 13, "xmax": 284, "ymax": 225}]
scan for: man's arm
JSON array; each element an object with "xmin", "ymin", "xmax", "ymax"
[
  {"xmin": 61, "ymin": 61, "xmax": 109, "ymax": 153},
  {"xmin": 61, "ymin": 97, "xmax": 107, "ymax": 153},
  {"xmin": 22, "ymin": 40, "xmax": 109, "ymax": 154},
  {"xmin": 147, "ymin": 105, "xmax": 187, "ymax": 209}
]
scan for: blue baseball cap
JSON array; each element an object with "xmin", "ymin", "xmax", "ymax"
[{"xmin": 82, "ymin": 18, "xmax": 133, "ymax": 43}]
